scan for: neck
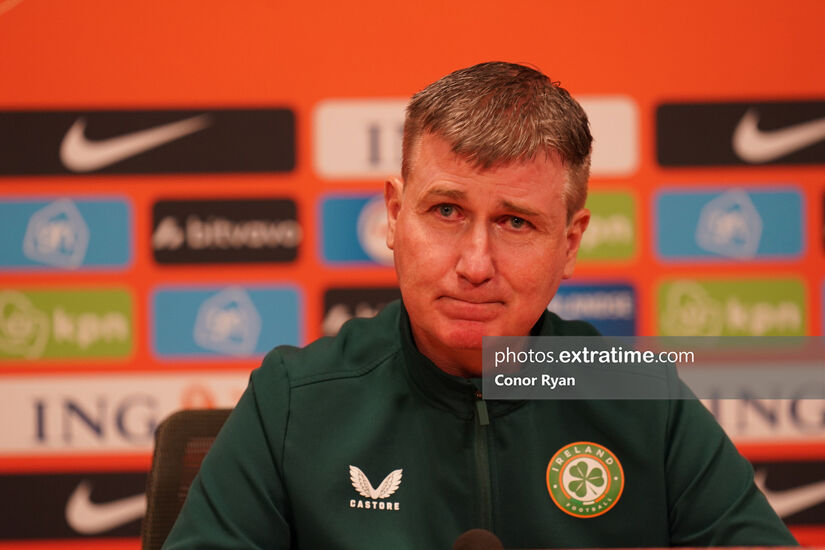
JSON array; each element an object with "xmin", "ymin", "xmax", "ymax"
[{"xmin": 409, "ymin": 329, "xmax": 483, "ymax": 378}]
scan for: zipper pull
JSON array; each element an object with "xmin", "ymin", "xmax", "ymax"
[{"xmin": 474, "ymin": 391, "xmax": 490, "ymax": 426}]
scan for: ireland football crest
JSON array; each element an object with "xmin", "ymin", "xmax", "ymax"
[{"xmin": 546, "ymin": 441, "xmax": 624, "ymax": 518}]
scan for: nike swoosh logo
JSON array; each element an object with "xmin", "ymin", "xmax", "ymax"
[
  {"xmin": 59, "ymin": 114, "xmax": 212, "ymax": 172},
  {"xmin": 755, "ymin": 470, "xmax": 825, "ymax": 518},
  {"xmin": 65, "ymin": 480, "xmax": 146, "ymax": 535},
  {"xmin": 732, "ymin": 108, "xmax": 825, "ymax": 163}
]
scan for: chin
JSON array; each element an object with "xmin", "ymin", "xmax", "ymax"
[{"xmin": 439, "ymin": 320, "xmax": 492, "ymax": 350}]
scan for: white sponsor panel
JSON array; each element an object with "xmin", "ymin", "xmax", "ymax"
[
  {"xmin": 703, "ymin": 398, "xmax": 825, "ymax": 443},
  {"xmin": 578, "ymin": 96, "xmax": 639, "ymax": 176},
  {"xmin": 0, "ymin": 372, "xmax": 247, "ymax": 455},
  {"xmin": 314, "ymin": 96, "xmax": 638, "ymax": 179},
  {"xmin": 314, "ymin": 99, "xmax": 406, "ymax": 179}
]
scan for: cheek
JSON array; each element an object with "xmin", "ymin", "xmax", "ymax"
[
  {"xmin": 396, "ymin": 222, "xmax": 453, "ymax": 273},
  {"xmin": 500, "ymin": 243, "xmax": 566, "ymax": 293}
]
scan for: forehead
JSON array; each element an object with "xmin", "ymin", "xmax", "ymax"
[{"xmin": 405, "ymin": 133, "xmax": 568, "ymax": 203}]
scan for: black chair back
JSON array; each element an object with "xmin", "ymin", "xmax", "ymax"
[{"xmin": 141, "ymin": 408, "xmax": 231, "ymax": 550}]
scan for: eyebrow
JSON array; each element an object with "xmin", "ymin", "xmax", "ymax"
[
  {"xmin": 423, "ymin": 187, "xmax": 466, "ymax": 201},
  {"xmin": 422, "ymin": 187, "xmax": 543, "ymax": 218},
  {"xmin": 499, "ymin": 200, "xmax": 542, "ymax": 218}
]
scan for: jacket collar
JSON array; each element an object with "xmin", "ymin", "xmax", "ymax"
[{"xmin": 399, "ymin": 302, "xmax": 547, "ymax": 419}]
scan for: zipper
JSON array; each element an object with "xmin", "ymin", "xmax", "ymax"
[{"xmin": 473, "ymin": 390, "xmax": 493, "ymax": 531}]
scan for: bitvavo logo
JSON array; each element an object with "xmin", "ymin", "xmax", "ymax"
[
  {"xmin": 655, "ymin": 188, "xmax": 802, "ymax": 260},
  {"xmin": 658, "ymin": 279, "xmax": 805, "ymax": 336},
  {"xmin": 151, "ymin": 198, "xmax": 301, "ymax": 264}
]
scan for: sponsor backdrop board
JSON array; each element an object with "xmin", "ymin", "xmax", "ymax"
[{"xmin": 0, "ymin": 0, "xmax": 824, "ymax": 546}]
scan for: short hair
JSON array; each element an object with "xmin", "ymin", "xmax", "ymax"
[{"xmin": 402, "ymin": 61, "xmax": 592, "ymax": 221}]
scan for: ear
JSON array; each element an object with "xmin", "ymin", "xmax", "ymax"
[
  {"xmin": 562, "ymin": 208, "xmax": 590, "ymax": 279},
  {"xmin": 384, "ymin": 176, "xmax": 404, "ymax": 250}
]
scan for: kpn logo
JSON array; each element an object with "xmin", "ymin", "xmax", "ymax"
[
  {"xmin": 657, "ymin": 279, "xmax": 806, "ymax": 336},
  {"xmin": 0, "ymin": 289, "xmax": 132, "ymax": 360},
  {"xmin": 578, "ymin": 191, "xmax": 635, "ymax": 261},
  {"xmin": 0, "ymin": 198, "xmax": 131, "ymax": 270}
]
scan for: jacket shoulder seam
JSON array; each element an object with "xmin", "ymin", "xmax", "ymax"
[{"xmin": 288, "ymin": 345, "xmax": 402, "ymax": 388}]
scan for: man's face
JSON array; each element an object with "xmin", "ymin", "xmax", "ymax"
[{"xmin": 385, "ymin": 133, "xmax": 589, "ymax": 376}]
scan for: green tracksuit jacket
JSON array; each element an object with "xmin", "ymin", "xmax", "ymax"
[{"xmin": 164, "ymin": 300, "xmax": 796, "ymax": 548}]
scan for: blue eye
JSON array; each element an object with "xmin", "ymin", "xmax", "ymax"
[
  {"xmin": 509, "ymin": 216, "xmax": 526, "ymax": 229},
  {"xmin": 437, "ymin": 205, "xmax": 455, "ymax": 217}
]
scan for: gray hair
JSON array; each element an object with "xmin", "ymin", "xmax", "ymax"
[{"xmin": 402, "ymin": 61, "xmax": 592, "ymax": 221}]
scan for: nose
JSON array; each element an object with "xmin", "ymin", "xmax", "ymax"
[{"xmin": 455, "ymin": 222, "xmax": 495, "ymax": 285}]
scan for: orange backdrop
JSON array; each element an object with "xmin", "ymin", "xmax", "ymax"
[{"xmin": 0, "ymin": 0, "xmax": 824, "ymax": 547}]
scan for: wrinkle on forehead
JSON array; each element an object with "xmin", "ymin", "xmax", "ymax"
[
  {"xmin": 404, "ymin": 133, "xmax": 569, "ymax": 222},
  {"xmin": 405, "ymin": 133, "xmax": 569, "ymax": 184}
]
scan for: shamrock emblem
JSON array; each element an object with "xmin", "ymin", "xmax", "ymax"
[{"xmin": 567, "ymin": 460, "xmax": 605, "ymax": 498}]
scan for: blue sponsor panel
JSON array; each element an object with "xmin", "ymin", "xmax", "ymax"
[
  {"xmin": 0, "ymin": 198, "xmax": 131, "ymax": 270},
  {"xmin": 319, "ymin": 194, "xmax": 393, "ymax": 266},
  {"xmin": 654, "ymin": 188, "xmax": 803, "ymax": 260},
  {"xmin": 151, "ymin": 285, "xmax": 302, "ymax": 358},
  {"xmin": 548, "ymin": 283, "xmax": 636, "ymax": 336}
]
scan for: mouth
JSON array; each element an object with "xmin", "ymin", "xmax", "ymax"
[{"xmin": 437, "ymin": 296, "xmax": 505, "ymax": 321}]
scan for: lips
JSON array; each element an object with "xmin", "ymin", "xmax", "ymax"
[{"xmin": 437, "ymin": 296, "xmax": 504, "ymax": 321}]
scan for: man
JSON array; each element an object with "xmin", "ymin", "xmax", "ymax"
[{"xmin": 164, "ymin": 62, "xmax": 796, "ymax": 548}]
